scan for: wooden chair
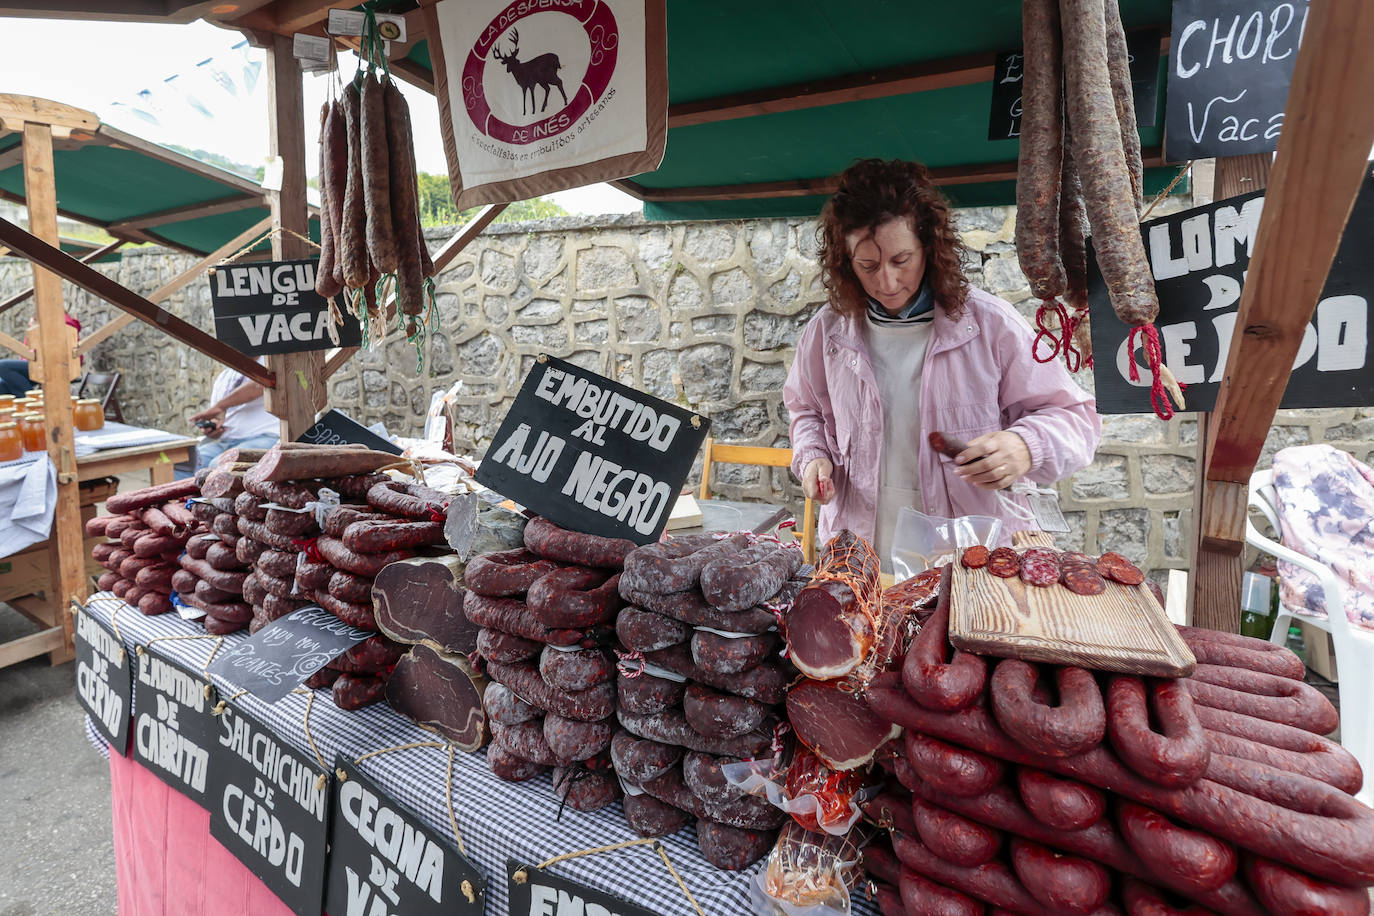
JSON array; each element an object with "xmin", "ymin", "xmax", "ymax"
[
  {"xmin": 76, "ymin": 370, "xmax": 124, "ymax": 422},
  {"xmin": 699, "ymin": 436, "xmax": 816, "ymax": 564}
]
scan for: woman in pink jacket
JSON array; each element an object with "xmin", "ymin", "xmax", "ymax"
[{"xmin": 784, "ymin": 159, "xmax": 1100, "ymax": 565}]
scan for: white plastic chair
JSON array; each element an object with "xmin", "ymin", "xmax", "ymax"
[{"xmin": 1246, "ymin": 468, "xmax": 1374, "ymax": 806}]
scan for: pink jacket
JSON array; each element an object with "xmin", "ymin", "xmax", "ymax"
[{"xmin": 784, "ymin": 287, "xmax": 1101, "ymax": 546}]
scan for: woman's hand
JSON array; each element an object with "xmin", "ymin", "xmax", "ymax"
[
  {"xmin": 955, "ymin": 430, "xmax": 1031, "ymax": 490},
  {"xmin": 802, "ymin": 457, "xmax": 836, "ymax": 504}
]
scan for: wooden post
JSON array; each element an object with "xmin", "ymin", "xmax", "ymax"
[
  {"xmin": 1189, "ymin": 0, "xmax": 1374, "ymax": 631},
  {"xmin": 1186, "ymin": 155, "xmax": 1271, "ymax": 633},
  {"xmin": 264, "ymin": 33, "xmax": 325, "ymax": 438},
  {"xmin": 23, "ymin": 122, "xmax": 83, "ymax": 662}
]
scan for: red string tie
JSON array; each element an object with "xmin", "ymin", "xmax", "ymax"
[
  {"xmin": 292, "ymin": 537, "xmax": 325, "ymax": 564},
  {"xmin": 615, "ymin": 649, "xmax": 646, "ymax": 679},
  {"xmin": 1127, "ymin": 324, "xmax": 1174, "ymax": 421}
]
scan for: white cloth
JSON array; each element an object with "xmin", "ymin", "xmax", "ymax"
[
  {"xmin": 211, "ymin": 365, "xmax": 278, "ymax": 440},
  {"xmin": 0, "ymin": 453, "xmax": 56, "ymax": 559},
  {"xmin": 862, "ymin": 317, "xmax": 934, "ymax": 571}
]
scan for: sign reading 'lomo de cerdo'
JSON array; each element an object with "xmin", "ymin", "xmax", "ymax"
[
  {"xmin": 476, "ymin": 356, "xmax": 709, "ymax": 545},
  {"xmin": 427, "ymin": 0, "xmax": 668, "ymax": 210}
]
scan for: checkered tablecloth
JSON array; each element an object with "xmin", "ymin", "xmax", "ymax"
[{"xmin": 81, "ymin": 592, "xmax": 878, "ymax": 916}]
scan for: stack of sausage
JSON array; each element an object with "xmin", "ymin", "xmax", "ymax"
[
  {"xmin": 463, "ymin": 516, "xmax": 628, "ymax": 814},
  {"xmin": 611, "ymin": 532, "xmax": 806, "ymax": 869},
  {"xmin": 860, "ymin": 561, "xmax": 1374, "ymax": 916},
  {"xmin": 175, "ymin": 500, "xmax": 253, "ymax": 635},
  {"xmin": 87, "ymin": 479, "xmax": 201, "ymax": 617},
  {"xmin": 266, "ymin": 475, "xmax": 449, "ymax": 710}
]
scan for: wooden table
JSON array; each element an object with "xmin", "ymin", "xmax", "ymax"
[
  {"xmin": 0, "ymin": 434, "xmax": 198, "ymax": 670},
  {"xmin": 78, "ymin": 435, "xmax": 198, "ymax": 485},
  {"xmin": 679, "ymin": 497, "xmax": 792, "ymax": 537}
]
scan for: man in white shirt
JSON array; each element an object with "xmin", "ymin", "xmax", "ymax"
[{"xmin": 188, "ymin": 364, "xmax": 280, "ymax": 470}]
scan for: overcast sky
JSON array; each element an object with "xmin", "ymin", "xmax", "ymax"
[{"xmin": 0, "ymin": 16, "xmax": 639, "ymax": 215}]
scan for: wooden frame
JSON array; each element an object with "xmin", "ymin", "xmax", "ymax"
[{"xmin": 699, "ymin": 436, "xmax": 816, "ymax": 563}]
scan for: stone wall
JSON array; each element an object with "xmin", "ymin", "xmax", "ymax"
[{"xmin": 2, "ymin": 206, "xmax": 1364, "ymax": 585}]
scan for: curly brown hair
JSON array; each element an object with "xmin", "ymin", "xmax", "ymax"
[{"xmin": 818, "ymin": 159, "xmax": 969, "ymax": 319}]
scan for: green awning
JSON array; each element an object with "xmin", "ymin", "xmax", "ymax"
[{"xmin": 0, "ymin": 121, "xmax": 318, "ymax": 255}]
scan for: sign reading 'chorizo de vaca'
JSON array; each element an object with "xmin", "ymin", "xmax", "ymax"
[
  {"xmin": 1089, "ymin": 170, "xmax": 1374, "ymax": 414},
  {"xmin": 207, "ymin": 703, "xmax": 329, "ymax": 916},
  {"xmin": 476, "ymin": 355, "xmax": 710, "ymax": 544},
  {"xmin": 131, "ymin": 654, "xmax": 214, "ymax": 809},
  {"xmin": 325, "ymin": 756, "xmax": 486, "ymax": 916},
  {"xmin": 211, "ymin": 258, "xmax": 362, "ymax": 356},
  {"xmin": 426, "ymin": 0, "xmax": 668, "ymax": 210},
  {"xmin": 1164, "ymin": 0, "xmax": 1309, "ymax": 161}
]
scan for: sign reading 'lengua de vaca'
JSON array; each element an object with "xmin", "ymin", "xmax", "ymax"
[
  {"xmin": 476, "ymin": 356, "xmax": 710, "ymax": 545},
  {"xmin": 1088, "ymin": 170, "xmax": 1374, "ymax": 413},
  {"xmin": 211, "ymin": 258, "xmax": 362, "ymax": 356},
  {"xmin": 1164, "ymin": 0, "xmax": 1309, "ymax": 160}
]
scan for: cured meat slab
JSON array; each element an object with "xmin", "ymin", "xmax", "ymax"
[{"xmin": 948, "ymin": 552, "xmax": 1195, "ymax": 677}]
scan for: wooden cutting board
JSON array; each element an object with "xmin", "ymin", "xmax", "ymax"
[{"xmin": 948, "ymin": 559, "xmax": 1196, "ymax": 677}]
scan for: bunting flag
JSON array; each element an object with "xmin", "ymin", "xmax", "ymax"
[{"xmin": 426, "ymin": 0, "xmax": 667, "ymax": 209}]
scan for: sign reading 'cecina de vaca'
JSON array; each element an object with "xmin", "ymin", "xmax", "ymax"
[{"xmin": 210, "ymin": 258, "xmax": 363, "ymax": 356}]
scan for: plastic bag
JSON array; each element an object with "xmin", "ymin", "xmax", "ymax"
[
  {"xmin": 889, "ymin": 508, "xmax": 1002, "ymax": 581},
  {"xmin": 750, "ymin": 821, "xmax": 870, "ymax": 916},
  {"xmin": 723, "ymin": 746, "xmax": 876, "ymax": 837}
]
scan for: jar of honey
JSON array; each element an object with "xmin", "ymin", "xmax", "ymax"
[
  {"xmin": 24, "ymin": 388, "xmax": 42, "ymax": 398},
  {"xmin": 0, "ymin": 422, "xmax": 20, "ymax": 462},
  {"xmin": 18, "ymin": 413, "xmax": 45, "ymax": 452},
  {"xmin": 0, "ymin": 394, "xmax": 14, "ymax": 409},
  {"xmin": 74, "ymin": 398, "xmax": 104, "ymax": 431}
]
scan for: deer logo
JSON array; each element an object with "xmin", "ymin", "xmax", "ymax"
[{"xmin": 492, "ymin": 28, "xmax": 568, "ymax": 116}]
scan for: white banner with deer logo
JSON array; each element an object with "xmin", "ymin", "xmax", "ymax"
[{"xmin": 424, "ymin": 0, "xmax": 667, "ymax": 210}]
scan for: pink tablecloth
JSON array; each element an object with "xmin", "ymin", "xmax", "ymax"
[{"xmin": 109, "ymin": 751, "xmax": 292, "ymax": 916}]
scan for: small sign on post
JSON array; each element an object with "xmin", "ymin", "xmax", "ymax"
[
  {"xmin": 211, "ymin": 258, "xmax": 362, "ymax": 355},
  {"xmin": 1164, "ymin": 0, "xmax": 1309, "ymax": 161},
  {"xmin": 205, "ymin": 605, "xmax": 375, "ymax": 703},
  {"xmin": 74, "ymin": 604, "xmax": 132, "ymax": 752},
  {"xmin": 207, "ymin": 703, "xmax": 329, "ymax": 916},
  {"xmin": 475, "ymin": 356, "xmax": 710, "ymax": 545},
  {"xmin": 326, "ymin": 756, "xmax": 487, "ymax": 916},
  {"xmin": 296, "ymin": 408, "xmax": 401, "ymax": 454},
  {"xmin": 132, "ymin": 654, "xmax": 214, "ymax": 808}
]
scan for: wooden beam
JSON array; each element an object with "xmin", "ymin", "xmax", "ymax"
[
  {"xmin": 1206, "ymin": 1, "xmax": 1374, "ymax": 484},
  {"xmin": 667, "ymin": 51, "xmax": 994, "ymax": 129},
  {"xmin": 0, "ymin": 329, "xmax": 30, "ymax": 358},
  {"xmin": 432, "ymin": 203, "xmax": 507, "ymax": 274},
  {"xmin": 0, "ymin": 627, "xmax": 65, "ymax": 669},
  {"xmin": 1191, "ymin": 0, "xmax": 1374, "ymax": 633},
  {"xmin": 234, "ymin": 0, "xmax": 333, "ymax": 36},
  {"xmin": 0, "ymin": 94, "xmax": 98, "ymax": 135},
  {"xmin": 76, "ymin": 215, "xmax": 273, "ymax": 356},
  {"xmin": 0, "ymin": 215, "xmax": 275, "ymax": 386},
  {"xmin": 622, "ymin": 149, "xmax": 1167, "ymax": 202},
  {"xmin": 21, "ymin": 121, "xmax": 86, "ymax": 659},
  {"xmin": 323, "ymin": 347, "xmax": 358, "ymax": 379},
  {"xmin": 263, "ymin": 33, "xmax": 326, "ymax": 438},
  {"xmin": 108, "ymin": 194, "xmax": 263, "ymax": 231},
  {"xmin": 0, "ymin": 238, "xmax": 124, "ymax": 318}
]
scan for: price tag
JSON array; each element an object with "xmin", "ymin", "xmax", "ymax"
[
  {"xmin": 292, "ymin": 33, "xmax": 331, "ymax": 63},
  {"xmin": 327, "ymin": 9, "xmax": 365, "ymax": 35}
]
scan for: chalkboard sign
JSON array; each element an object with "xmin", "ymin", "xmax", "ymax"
[
  {"xmin": 988, "ymin": 30, "xmax": 1162, "ymax": 140},
  {"xmin": 506, "ymin": 859, "xmax": 657, "ymax": 916},
  {"xmin": 1089, "ymin": 169, "xmax": 1374, "ymax": 413},
  {"xmin": 206, "ymin": 605, "xmax": 375, "ymax": 703},
  {"xmin": 208, "ymin": 703, "xmax": 329, "ymax": 916},
  {"xmin": 296, "ymin": 408, "xmax": 400, "ymax": 455},
  {"xmin": 325, "ymin": 756, "xmax": 486, "ymax": 916},
  {"xmin": 74, "ymin": 605, "xmax": 132, "ymax": 752},
  {"xmin": 132, "ymin": 654, "xmax": 214, "ymax": 809},
  {"xmin": 475, "ymin": 356, "xmax": 710, "ymax": 545},
  {"xmin": 1164, "ymin": 0, "xmax": 1309, "ymax": 161},
  {"xmin": 211, "ymin": 258, "xmax": 362, "ymax": 355}
]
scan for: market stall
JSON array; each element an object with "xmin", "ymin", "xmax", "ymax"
[{"xmin": 4, "ymin": 0, "xmax": 1374, "ymax": 913}]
